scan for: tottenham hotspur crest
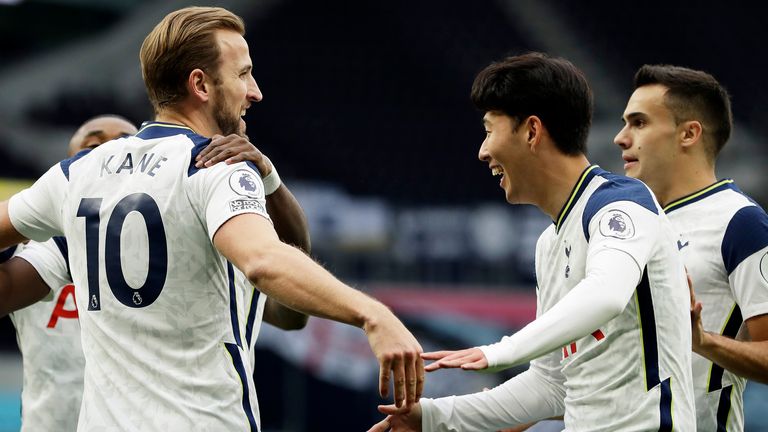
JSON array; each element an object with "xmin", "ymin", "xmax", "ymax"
[
  {"xmin": 229, "ymin": 169, "xmax": 263, "ymax": 198},
  {"xmin": 598, "ymin": 209, "xmax": 635, "ymax": 239}
]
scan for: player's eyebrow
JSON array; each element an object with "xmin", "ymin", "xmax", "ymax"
[
  {"xmin": 84, "ymin": 130, "xmax": 105, "ymax": 139},
  {"xmin": 621, "ymin": 112, "xmax": 647, "ymax": 123},
  {"xmin": 239, "ymin": 64, "xmax": 252, "ymax": 75}
]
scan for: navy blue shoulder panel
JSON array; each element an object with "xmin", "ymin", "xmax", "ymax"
[
  {"xmin": 722, "ymin": 205, "xmax": 768, "ymax": 275},
  {"xmin": 59, "ymin": 148, "xmax": 93, "ymax": 180},
  {"xmin": 582, "ymin": 172, "xmax": 658, "ymax": 241},
  {"xmin": 52, "ymin": 236, "xmax": 72, "ymax": 280},
  {"xmin": 0, "ymin": 245, "xmax": 18, "ymax": 264},
  {"xmin": 187, "ymin": 134, "xmax": 213, "ymax": 177},
  {"xmin": 187, "ymin": 135, "xmax": 261, "ymax": 177}
]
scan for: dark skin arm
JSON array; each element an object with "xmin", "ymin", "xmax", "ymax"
[
  {"xmin": 0, "ymin": 203, "xmax": 49, "ymax": 316},
  {"xmin": 197, "ymin": 134, "xmax": 309, "ymax": 330},
  {"xmin": 0, "ymin": 201, "xmax": 28, "ymax": 250},
  {"xmin": 0, "ymin": 256, "xmax": 52, "ymax": 317}
]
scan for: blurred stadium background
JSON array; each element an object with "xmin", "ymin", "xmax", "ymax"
[{"xmin": 2, "ymin": 0, "xmax": 768, "ymax": 430}]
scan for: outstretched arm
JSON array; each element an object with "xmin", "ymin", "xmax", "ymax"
[
  {"xmin": 262, "ymin": 183, "xmax": 310, "ymax": 330},
  {"xmin": 214, "ymin": 213, "xmax": 423, "ymax": 408},
  {"xmin": 425, "ymin": 247, "xmax": 640, "ymax": 372}
]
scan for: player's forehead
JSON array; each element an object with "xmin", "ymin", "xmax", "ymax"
[
  {"xmin": 214, "ymin": 29, "xmax": 251, "ymax": 71},
  {"xmin": 81, "ymin": 117, "xmax": 136, "ymax": 135},
  {"xmin": 69, "ymin": 117, "xmax": 137, "ymax": 154},
  {"xmin": 624, "ymin": 84, "xmax": 669, "ymax": 117}
]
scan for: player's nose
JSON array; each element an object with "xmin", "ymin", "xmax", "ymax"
[
  {"xmin": 478, "ymin": 140, "xmax": 490, "ymax": 162},
  {"xmin": 247, "ymin": 76, "xmax": 262, "ymax": 103},
  {"xmin": 613, "ymin": 127, "xmax": 630, "ymax": 149}
]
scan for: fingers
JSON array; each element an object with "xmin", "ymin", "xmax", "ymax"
[
  {"xmin": 379, "ymin": 360, "xmax": 391, "ymax": 399},
  {"xmin": 195, "ymin": 134, "xmax": 264, "ymax": 168},
  {"xmin": 367, "ymin": 415, "xmax": 392, "ymax": 432},
  {"xmin": 194, "ymin": 134, "xmax": 221, "ymax": 163},
  {"xmin": 377, "ymin": 404, "xmax": 399, "ymax": 415},
  {"xmin": 404, "ymin": 350, "xmax": 417, "ymax": 406},
  {"xmin": 378, "ymin": 404, "xmax": 412, "ymax": 415},
  {"xmin": 415, "ymin": 355, "xmax": 425, "ymax": 401},
  {"xmin": 197, "ymin": 147, "xmax": 240, "ymax": 168},
  {"xmin": 392, "ymin": 356, "xmax": 406, "ymax": 408},
  {"xmin": 420, "ymin": 350, "xmax": 456, "ymax": 360},
  {"xmin": 423, "ymin": 349, "xmax": 481, "ymax": 372},
  {"xmin": 423, "ymin": 353, "xmax": 464, "ymax": 371},
  {"xmin": 461, "ymin": 359, "xmax": 487, "ymax": 370},
  {"xmin": 687, "ymin": 274, "xmax": 696, "ymax": 309}
]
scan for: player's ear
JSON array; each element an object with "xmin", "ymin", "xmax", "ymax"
[
  {"xmin": 188, "ymin": 69, "xmax": 212, "ymax": 103},
  {"xmin": 679, "ymin": 120, "xmax": 703, "ymax": 149},
  {"xmin": 526, "ymin": 115, "xmax": 543, "ymax": 153}
]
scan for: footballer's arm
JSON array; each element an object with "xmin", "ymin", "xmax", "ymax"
[
  {"xmin": 0, "ymin": 201, "xmax": 28, "ymax": 250},
  {"xmin": 262, "ymin": 183, "xmax": 310, "ymax": 330},
  {"xmin": 214, "ymin": 212, "xmax": 424, "ymax": 408},
  {"xmin": 692, "ymin": 296, "xmax": 768, "ymax": 383},
  {"xmin": 0, "ymin": 256, "xmax": 52, "ymax": 317},
  {"xmin": 369, "ymin": 361, "xmax": 565, "ymax": 432},
  {"xmin": 196, "ymin": 135, "xmax": 310, "ymax": 330}
]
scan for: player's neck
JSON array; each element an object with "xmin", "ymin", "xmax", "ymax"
[
  {"xmin": 537, "ymin": 155, "xmax": 592, "ymax": 221},
  {"xmin": 154, "ymin": 108, "xmax": 219, "ymax": 138},
  {"xmin": 652, "ymin": 162, "xmax": 718, "ymax": 208}
]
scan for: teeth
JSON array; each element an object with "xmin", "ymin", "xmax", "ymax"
[{"xmin": 492, "ymin": 167, "xmax": 504, "ymax": 176}]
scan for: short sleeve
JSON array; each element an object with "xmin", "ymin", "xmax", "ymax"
[
  {"xmin": 722, "ymin": 205, "xmax": 768, "ymax": 319},
  {"xmin": 17, "ymin": 238, "xmax": 72, "ymax": 295},
  {"xmin": 8, "ymin": 164, "xmax": 68, "ymax": 241},
  {"xmin": 187, "ymin": 161, "xmax": 272, "ymax": 241},
  {"xmin": 584, "ymin": 200, "xmax": 660, "ymax": 273}
]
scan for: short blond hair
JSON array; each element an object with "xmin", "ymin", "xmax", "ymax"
[{"xmin": 140, "ymin": 6, "xmax": 245, "ymax": 112}]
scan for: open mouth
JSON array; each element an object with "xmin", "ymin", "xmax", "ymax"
[{"xmin": 491, "ymin": 165, "xmax": 504, "ymax": 186}]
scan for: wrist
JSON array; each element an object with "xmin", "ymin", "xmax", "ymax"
[
  {"xmin": 693, "ymin": 331, "xmax": 716, "ymax": 355},
  {"xmin": 362, "ymin": 301, "xmax": 391, "ymax": 332},
  {"xmin": 262, "ymin": 164, "xmax": 281, "ymax": 195}
]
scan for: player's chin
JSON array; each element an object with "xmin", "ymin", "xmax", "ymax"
[{"xmin": 503, "ymin": 188, "xmax": 517, "ymax": 204}]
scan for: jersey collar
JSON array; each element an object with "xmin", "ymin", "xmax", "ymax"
[
  {"xmin": 136, "ymin": 121, "xmax": 199, "ymax": 140},
  {"xmin": 554, "ymin": 164, "xmax": 602, "ymax": 232},
  {"xmin": 663, "ymin": 179, "xmax": 736, "ymax": 214}
]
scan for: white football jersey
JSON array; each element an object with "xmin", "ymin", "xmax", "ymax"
[
  {"xmin": 4, "ymin": 239, "xmax": 83, "ymax": 432},
  {"xmin": 534, "ymin": 166, "xmax": 695, "ymax": 431},
  {"xmin": 664, "ymin": 180, "xmax": 768, "ymax": 432},
  {"xmin": 8, "ymin": 122, "xmax": 272, "ymax": 431}
]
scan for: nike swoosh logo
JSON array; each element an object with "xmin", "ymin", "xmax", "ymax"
[{"xmin": 677, "ymin": 240, "xmax": 689, "ymax": 250}]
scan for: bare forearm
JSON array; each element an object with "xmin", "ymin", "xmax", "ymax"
[
  {"xmin": 696, "ymin": 332, "xmax": 768, "ymax": 383},
  {"xmin": 246, "ymin": 242, "xmax": 381, "ymax": 327},
  {"xmin": 263, "ymin": 184, "xmax": 311, "ymax": 329},
  {"xmin": 266, "ymin": 185, "xmax": 310, "ymax": 253}
]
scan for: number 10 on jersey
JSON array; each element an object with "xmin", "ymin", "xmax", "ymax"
[{"xmin": 77, "ymin": 193, "xmax": 168, "ymax": 311}]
